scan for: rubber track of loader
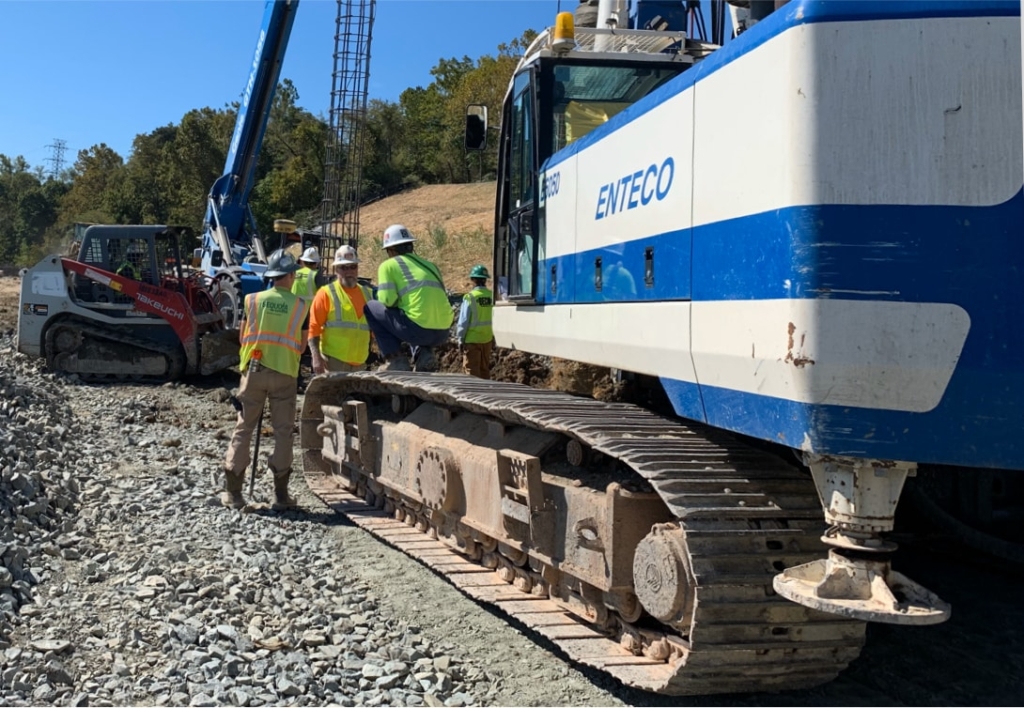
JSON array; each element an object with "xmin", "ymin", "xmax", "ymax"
[
  {"xmin": 46, "ymin": 316, "xmax": 185, "ymax": 383},
  {"xmin": 304, "ymin": 372, "xmax": 867, "ymax": 695}
]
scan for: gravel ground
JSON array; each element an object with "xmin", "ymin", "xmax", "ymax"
[{"xmin": 1, "ymin": 328, "xmax": 1023, "ymax": 707}]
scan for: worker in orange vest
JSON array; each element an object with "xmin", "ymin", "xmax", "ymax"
[{"xmin": 309, "ymin": 245, "xmax": 373, "ymax": 373}]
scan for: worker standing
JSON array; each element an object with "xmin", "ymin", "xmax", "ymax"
[
  {"xmin": 455, "ymin": 265, "xmax": 495, "ymax": 379},
  {"xmin": 221, "ymin": 249, "xmax": 309, "ymax": 511},
  {"xmin": 291, "ymin": 246, "xmax": 322, "ymax": 298},
  {"xmin": 309, "ymin": 245, "xmax": 373, "ymax": 373},
  {"xmin": 291, "ymin": 246, "xmax": 322, "ymax": 391},
  {"xmin": 365, "ymin": 224, "xmax": 453, "ymax": 372}
]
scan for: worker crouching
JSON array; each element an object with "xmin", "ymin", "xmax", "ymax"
[
  {"xmin": 365, "ymin": 224, "xmax": 453, "ymax": 372},
  {"xmin": 309, "ymin": 245, "xmax": 372, "ymax": 373},
  {"xmin": 221, "ymin": 249, "xmax": 310, "ymax": 511},
  {"xmin": 456, "ymin": 265, "xmax": 494, "ymax": 379}
]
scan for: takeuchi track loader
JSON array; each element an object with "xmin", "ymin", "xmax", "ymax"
[{"xmin": 18, "ymin": 224, "xmax": 239, "ymax": 382}]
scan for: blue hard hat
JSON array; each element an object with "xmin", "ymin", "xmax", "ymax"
[{"xmin": 264, "ymin": 249, "xmax": 300, "ymax": 278}]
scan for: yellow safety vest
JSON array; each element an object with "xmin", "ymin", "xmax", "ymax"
[
  {"xmin": 321, "ymin": 282, "xmax": 372, "ymax": 365},
  {"xmin": 376, "ymin": 254, "xmax": 453, "ymax": 330},
  {"xmin": 116, "ymin": 262, "xmax": 139, "ymax": 280},
  {"xmin": 463, "ymin": 286, "xmax": 493, "ymax": 344},
  {"xmin": 239, "ymin": 287, "xmax": 307, "ymax": 377},
  {"xmin": 291, "ymin": 267, "xmax": 317, "ymax": 298}
]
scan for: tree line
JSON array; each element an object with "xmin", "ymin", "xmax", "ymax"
[{"xmin": 0, "ymin": 33, "xmax": 533, "ymax": 267}]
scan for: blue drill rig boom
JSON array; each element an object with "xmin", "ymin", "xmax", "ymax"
[{"xmin": 200, "ymin": 0, "xmax": 300, "ymax": 328}]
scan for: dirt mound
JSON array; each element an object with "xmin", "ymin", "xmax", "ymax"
[{"xmin": 436, "ymin": 342, "xmax": 630, "ymax": 403}]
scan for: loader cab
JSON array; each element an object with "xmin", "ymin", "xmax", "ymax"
[
  {"xmin": 73, "ymin": 225, "xmax": 163, "ymax": 308},
  {"xmin": 491, "ymin": 57, "xmax": 685, "ymax": 303}
]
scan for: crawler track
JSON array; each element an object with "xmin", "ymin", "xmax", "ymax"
[
  {"xmin": 44, "ymin": 316, "xmax": 185, "ymax": 383},
  {"xmin": 302, "ymin": 372, "xmax": 866, "ymax": 695}
]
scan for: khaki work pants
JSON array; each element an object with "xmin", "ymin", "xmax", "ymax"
[
  {"xmin": 325, "ymin": 357, "xmax": 366, "ymax": 373},
  {"xmin": 463, "ymin": 341, "xmax": 493, "ymax": 380},
  {"xmin": 224, "ymin": 365, "xmax": 298, "ymax": 476}
]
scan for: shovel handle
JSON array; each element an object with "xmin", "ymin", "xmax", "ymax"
[{"xmin": 250, "ymin": 406, "xmax": 265, "ymax": 497}]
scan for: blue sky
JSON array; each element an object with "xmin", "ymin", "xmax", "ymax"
[{"xmin": 0, "ymin": 0, "xmax": 564, "ymax": 170}]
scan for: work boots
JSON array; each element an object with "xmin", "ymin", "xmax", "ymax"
[
  {"xmin": 412, "ymin": 347, "xmax": 436, "ymax": 372},
  {"xmin": 377, "ymin": 354, "xmax": 411, "ymax": 372},
  {"xmin": 271, "ymin": 467, "xmax": 298, "ymax": 511},
  {"xmin": 220, "ymin": 470, "xmax": 246, "ymax": 509}
]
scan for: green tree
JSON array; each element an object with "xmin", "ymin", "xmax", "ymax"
[
  {"xmin": 109, "ymin": 124, "xmax": 179, "ymax": 225},
  {"xmin": 57, "ymin": 144, "xmax": 125, "ymax": 229},
  {"xmin": 396, "ymin": 32, "xmax": 535, "ymax": 185},
  {"xmin": 0, "ymin": 155, "xmax": 66, "ymax": 265},
  {"xmin": 362, "ymin": 99, "xmax": 412, "ymax": 196},
  {"xmin": 167, "ymin": 107, "xmax": 235, "ymax": 229},
  {"xmin": 399, "ymin": 85, "xmax": 448, "ymax": 183},
  {"xmin": 251, "ymin": 111, "xmax": 329, "ymax": 233}
]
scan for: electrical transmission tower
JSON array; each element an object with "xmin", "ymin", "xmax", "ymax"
[
  {"xmin": 319, "ymin": 0, "xmax": 375, "ymax": 257},
  {"xmin": 45, "ymin": 139, "xmax": 67, "ymax": 180}
]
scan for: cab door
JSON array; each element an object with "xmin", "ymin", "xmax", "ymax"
[{"xmin": 498, "ymin": 69, "xmax": 539, "ymax": 302}]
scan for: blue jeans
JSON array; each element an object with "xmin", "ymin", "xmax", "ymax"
[{"xmin": 364, "ymin": 300, "xmax": 449, "ymax": 358}]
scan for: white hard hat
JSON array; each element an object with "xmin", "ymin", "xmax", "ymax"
[
  {"xmin": 333, "ymin": 245, "xmax": 360, "ymax": 266},
  {"xmin": 300, "ymin": 246, "xmax": 321, "ymax": 264},
  {"xmin": 382, "ymin": 224, "xmax": 415, "ymax": 250}
]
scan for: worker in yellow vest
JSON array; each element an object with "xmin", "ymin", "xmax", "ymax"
[
  {"xmin": 366, "ymin": 224, "xmax": 453, "ymax": 371},
  {"xmin": 455, "ymin": 265, "xmax": 494, "ymax": 379},
  {"xmin": 291, "ymin": 246, "xmax": 324, "ymax": 392},
  {"xmin": 222, "ymin": 249, "xmax": 310, "ymax": 511},
  {"xmin": 309, "ymin": 245, "xmax": 373, "ymax": 373},
  {"xmin": 291, "ymin": 246, "xmax": 322, "ymax": 298}
]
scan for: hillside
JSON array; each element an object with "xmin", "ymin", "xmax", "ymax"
[
  {"xmin": 346, "ymin": 182, "xmax": 497, "ymax": 289},
  {"xmin": 357, "ymin": 182, "xmax": 496, "ymax": 243}
]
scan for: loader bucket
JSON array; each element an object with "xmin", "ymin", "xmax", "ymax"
[{"xmin": 200, "ymin": 329, "xmax": 241, "ymax": 375}]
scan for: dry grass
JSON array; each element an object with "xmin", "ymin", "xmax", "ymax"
[
  {"xmin": 344, "ymin": 182, "xmax": 496, "ymax": 292},
  {"xmin": 0, "ymin": 276, "xmax": 19, "ymax": 331}
]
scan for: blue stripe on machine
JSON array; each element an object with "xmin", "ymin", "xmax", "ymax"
[
  {"xmin": 663, "ymin": 369, "xmax": 1024, "ymax": 469},
  {"xmin": 542, "ymin": 229, "xmax": 691, "ymax": 303},
  {"xmin": 541, "ymin": 189, "xmax": 1024, "ymax": 306}
]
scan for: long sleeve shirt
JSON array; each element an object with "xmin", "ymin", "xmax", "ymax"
[{"xmin": 455, "ymin": 299, "xmax": 472, "ymax": 344}]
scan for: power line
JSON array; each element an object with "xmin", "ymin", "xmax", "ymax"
[{"xmin": 45, "ymin": 138, "xmax": 67, "ymax": 179}]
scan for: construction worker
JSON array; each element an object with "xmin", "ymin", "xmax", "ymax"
[
  {"xmin": 115, "ymin": 259, "xmax": 139, "ymax": 281},
  {"xmin": 455, "ymin": 265, "xmax": 494, "ymax": 379},
  {"xmin": 115, "ymin": 246, "xmax": 144, "ymax": 281},
  {"xmin": 291, "ymin": 246, "xmax": 322, "ymax": 298},
  {"xmin": 291, "ymin": 245, "xmax": 323, "ymax": 392},
  {"xmin": 365, "ymin": 224, "xmax": 453, "ymax": 372},
  {"xmin": 309, "ymin": 245, "xmax": 373, "ymax": 373},
  {"xmin": 221, "ymin": 249, "xmax": 309, "ymax": 511}
]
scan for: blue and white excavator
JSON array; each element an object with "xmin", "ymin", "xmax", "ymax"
[
  {"xmin": 200, "ymin": 0, "xmax": 300, "ymax": 328},
  {"xmin": 301, "ymin": 0, "xmax": 1024, "ymax": 695}
]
